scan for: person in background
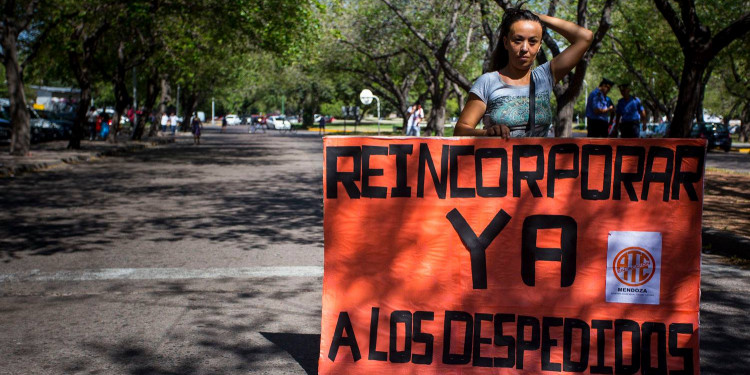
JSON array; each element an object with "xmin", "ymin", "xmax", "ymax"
[
  {"xmin": 615, "ymin": 83, "xmax": 647, "ymax": 138},
  {"xmin": 454, "ymin": 9, "xmax": 593, "ymax": 138},
  {"xmin": 161, "ymin": 112, "xmax": 168, "ymax": 133},
  {"xmin": 99, "ymin": 112, "xmax": 110, "ymax": 139},
  {"xmin": 606, "ymin": 96, "xmax": 616, "ymax": 136},
  {"xmin": 221, "ymin": 115, "xmax": 227, "ymax": 133},
  {"xmin": 406, "ymin": 102, "xmax": 424, "ymax": 136},
  {"xmin": 126, "ymin": 105, "xmax": 135, "ymax": 125},
  {"xmin": 319, "ymin": 114, "xmax": 326, "ymax": 135},
  {"xmin": 191, "ymin": 113, "xmax": 202, "ymax": 145},
  {"xmin": 86, "ymin": 107, "xmax": 98, "ymax": 140},
  {"xmin": 585, "ymin": 78, "xmax": 615, "ymax": 138},
  {"xmin": 169, "ymin": 113, "xmax": 178, "ymax": 135}
]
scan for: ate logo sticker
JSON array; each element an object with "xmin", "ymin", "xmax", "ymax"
[
  {"xmin": 606, "ymin": 232, "xmax": 662, "ymax": 305},
  {"xmin": 612, "ymin": 246, "xmax": 656, "ymax": 287}
]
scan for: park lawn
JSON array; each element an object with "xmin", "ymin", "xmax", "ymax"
[{"xmin": 311, "ymin": 120, "xmax": 456, "ymax": 136}]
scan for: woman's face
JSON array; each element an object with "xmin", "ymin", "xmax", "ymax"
[{"xmin": 503, "ymin": 20, "xmax": 543, "ymax": 71}]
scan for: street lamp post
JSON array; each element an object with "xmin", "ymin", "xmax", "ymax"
[
  {"xmin": 583, "ymin": 80, "xmax": 588, "ymax": 130},
  {"xmin": 132, "ymin": 67, "xmax": 137, "ymax": 126},
  {"xmin": 359, "ymin": 89, "xmax": 380, "ymax": 135},
  {"xmin": 211, "ymin": 98, "xmax": 215, "ymax": 126}
]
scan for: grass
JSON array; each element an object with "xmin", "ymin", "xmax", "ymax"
[{"xmin": 309, "ymin": 120, "xmax": 456, "ymax": 137}]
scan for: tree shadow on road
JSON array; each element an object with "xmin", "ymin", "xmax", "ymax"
[{"xmin": 0, "ymin": 134, "xmax": 324, "ymax": 262}]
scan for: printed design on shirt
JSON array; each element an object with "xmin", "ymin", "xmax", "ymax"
[{"xmin": 485, "ymin": 92, "xmax": 553, "ymax": 129}]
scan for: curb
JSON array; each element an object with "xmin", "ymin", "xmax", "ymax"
[{"xmin": 0, "ymin": 138, "xmax": 174, "ymax": 178}]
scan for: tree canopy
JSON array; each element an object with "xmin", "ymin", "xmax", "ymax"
[{"xmin": 3, "ymin": 0, "xmax": 749, "ymax": 151}]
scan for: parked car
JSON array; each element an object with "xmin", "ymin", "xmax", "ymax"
[
  {"xmin": 2, "ymin": 104, "xmax": 58, "ymax": 143},
  {"xmin": 0, "ymin": 118, "xmax": 10, "ymax": 142},
  {"xmin": 654, "ymin": 121, "xmax": 670, "ymax": 137},
  {"xmin": 266, "ymin": 115, "xmax": 291, "ymax": 130},
  {"xmin": 225, "ymin": 114, "xmax": 241, "ymax": 125},
  {"xmin": 28, "ymin": 107, "xmax": 58, "ymax": 142},
  {"xmin": 690, "ymin": 122, "xmax": 732, "ymax": 152},
  {"xmin": 313, "ymin": 114, "xmax": 334, "ymax": 124},
  {"xmin": 37, "ymin": 110, "xmax": 74, "ymax": 139}
]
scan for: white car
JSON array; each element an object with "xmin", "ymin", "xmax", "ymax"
[
  {"xmin": 225, "ymin": 114, "xmax": 241, "ymax": 125},
  {"xmin": 267, "ymin": 116, "xmax": 291, "ymax": 130}
]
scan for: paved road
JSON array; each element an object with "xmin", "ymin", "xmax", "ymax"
[
  {"xmin": 0, "ymin": 128, "xmax": 747, "ymax": 374},
  {"xmin": 0, "ymin": 127, "xmax": 324, "ymax": 374},
  {"xmin": 705, "ymin": 150, "xmax": 750, "ymax": 174}
]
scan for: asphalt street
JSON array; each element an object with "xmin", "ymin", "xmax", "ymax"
[
  {"xmin": 0, "ymin": 127, "xmax": 748, "ymax": 374},
  {"xmin": 704, "ymin": 149, "xmax": 750, "ymax": 173}
]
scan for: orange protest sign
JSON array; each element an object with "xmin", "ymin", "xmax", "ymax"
[{"xmin": 320, "ymin": 137, "xmax": 704, "ymax": 374}]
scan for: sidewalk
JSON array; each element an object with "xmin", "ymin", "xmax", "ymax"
[{"xmin": 0, "ymin": 135, "xmax": 175, "ymax": 177}]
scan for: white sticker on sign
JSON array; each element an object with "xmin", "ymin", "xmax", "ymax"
[{"xmin": 606, "ymin": 231, "xmax": 662, "ymax": 305}]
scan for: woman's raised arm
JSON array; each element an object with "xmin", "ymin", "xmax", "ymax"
[{"xmin": 538, "ymin": 14, "xmax": 593, "ymax": 83}]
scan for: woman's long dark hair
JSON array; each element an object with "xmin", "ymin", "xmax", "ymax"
[{"xmin": 489, "ymin": 9, "xmax": 543, "ymax": 72}]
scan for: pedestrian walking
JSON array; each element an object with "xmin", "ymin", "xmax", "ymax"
[
  {"xmin": 614, "ymin": 83, "xmax": 647, "ymax": 138},
  {"xmin": 169, "ymin": 113, "xmax": 178, "ymax": 135},
  {"xmin": 406, "ymin": 103, "xmax": 424, "ymax": 136},
  {"xmin": 126, "ymin": 106, "xmax": 135, "ymax": 125},
  {"xmin": 99, "ymin": 112, "xmax": 110, "ymax": 139},
  {"xmin": 455, "ymin": 9, "xmax": 593, "ymax": 138},
  {"xmin": 585, "ymin": 78, "xmax": 615, "ymax": 138},
  {"xmin": 86, "ymin": 107, "xmax": 98, "ymax": 140},
  {"xmin": 319, "ymin": 114, "xmax": 326, "ymax": 135},
  {"xmin": 191, "ymin": 113, "xmax": 202, "ymax": 145},
  {"xmin": 160, "ymin": 113, "xmax": 168, "ymax": 133},
  {"xmin": 221, "ymin": 116, "xmax": 227, "ymax": 133}
]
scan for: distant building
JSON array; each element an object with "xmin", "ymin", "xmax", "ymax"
[{"xmin": 30, "ymin": 85, "xmax": 81, "ymax": 112}]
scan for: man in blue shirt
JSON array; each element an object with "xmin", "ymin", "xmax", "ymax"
[
  {"xmin": 585, "ymin": 78, "xmax": 615, "ymax": 137},
  {"xmin": 615, "ymin": 83, "xmax": 647, "ymax": 138}
]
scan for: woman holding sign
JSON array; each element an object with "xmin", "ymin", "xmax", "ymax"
[{"xmin": 454, "ymin": 9, "xmax": 592, "ymax": 138}]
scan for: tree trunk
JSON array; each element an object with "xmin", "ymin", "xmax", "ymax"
[
  {"xmin": 453, "ymin": 83, "xmax": 465, "ymax": 114},
  {"xmin": 2, "ymin": 31, "xmax": 31, "ymax": 156},
  {"xmin": 68, "ymin": 55, "xmax": 93, "ymax": 150},
  {"xmin": 133, "ymin": 68, "xmax": 158, "ymax": 140},
  {"xmin": 398, "ymin": 106, "xmax": 409, "ymax": 134},
  {"xmin": 67, "ymin": 22, "xmax": 110, "ymax": 149},
  {"xmin": 644, "ymin": 101, "xmax": 660, "ymax": 123},
  {"xmin": 425, "ymin": 76, "xmax": 452, "ymax": 136},
  {"xmin": 739, "ymin": 104, "xmax": 750, "ymax": 142},
  {"xmin": 695, "ymin": 66, "xmax": 714, "ymax": 124},
  {"xmin": 426, "ymin": 104, "xmax": 446, "ymax": 136},
  {"xmin": 669, "ymin": 64, "xmax": 704, "ymax": 137},
  {"xmin": 144, "ymin": 69, "xmax": 161, "ymax": 137},
  {"xmin": 555, "ymin": 98, "xmax": 576, "ymax": 138},
  {"xmin": 108, "ymin": 42, "xmax": 131, "ymax": 143},
  {"xmin": 181, "ymin": 92, "xmax": 198, "ymax": 131},
  {"xmin": 109, "ymin": 77, "xmax": 130, "ymax": 143},
  {"xmin": 154, "ymin": 75, "xmax": 170, "ymax": 133},
  {"xmin": 70, "ymin": 86, "xmax": 91, "ymax": 149}
]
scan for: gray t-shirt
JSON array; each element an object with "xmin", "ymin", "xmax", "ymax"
[{"xmin": 470, "ymin": 62, "xmax": 555, "ymax": 137}]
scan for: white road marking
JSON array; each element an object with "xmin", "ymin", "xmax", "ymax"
[{"xmin": 0, "ymin": 266, "xmax": 323, "ymax": 283}]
